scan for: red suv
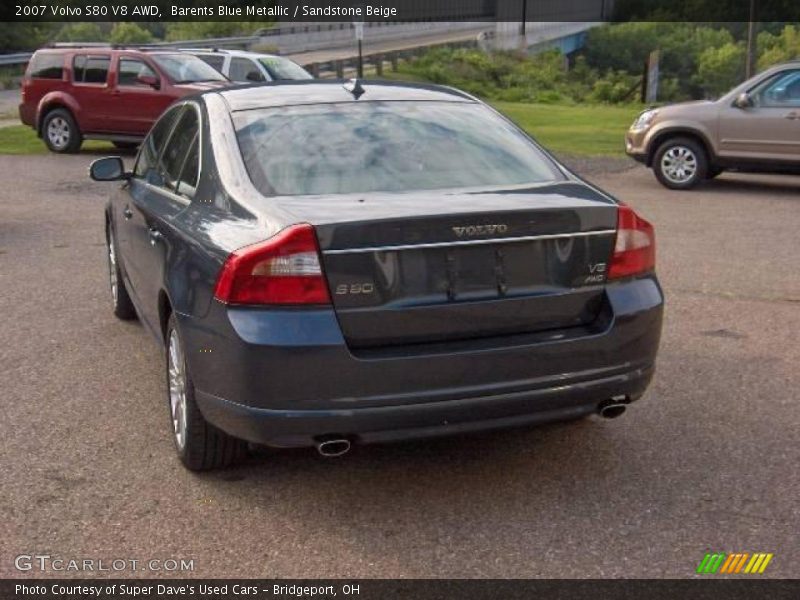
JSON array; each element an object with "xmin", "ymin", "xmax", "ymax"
[{"xmin": 19, "ymin": 45, "xmax": 230, "ymax": 153}]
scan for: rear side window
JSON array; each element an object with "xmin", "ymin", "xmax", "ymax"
[
  {"xmin": 134, "ymin": 106, "xmax": 183, "ymax": 180},
  {"xmin": 28, "ymin": 53, "xmax": 63, "ymax": 79},
  {"xmin": 159, "ymin": 107, "xmax": 200, "ymax": 197},
  {"xmin": 73, "ymin": 55, "xmax": 110, "ymax": 84},
  {"xmin": 176, "ymin": 137, "xmax": 200, "ymax": 198},
  {"xmin": 196, "ymin": 54, "xmax": 225, "ymax": 71},
  {"xmin": 229, "ymin": 57, "xmax": 264, "ymax": 82}
]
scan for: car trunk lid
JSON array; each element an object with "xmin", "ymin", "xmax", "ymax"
[{"xmin": 276, "ymin": 182, "xmax": 618, "ymax": 348}]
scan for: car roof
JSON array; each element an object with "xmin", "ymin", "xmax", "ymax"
[
  {"xmin": 36, "ymin": 45, "xmax": 195, "ymax": 57},
  {"xmin": 187, "ymin": 49, "xmax": 283, "ymax": 60},
  {"xmin": 216, "ymin": 80, "xmax": 476, "ymax": 111}
]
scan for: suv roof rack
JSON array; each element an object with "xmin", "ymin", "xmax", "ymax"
[{"xmin": 44, "ymin": 43, "xmax": 176, "ymax": 51}]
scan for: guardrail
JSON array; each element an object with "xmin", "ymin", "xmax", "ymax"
[
  {"xmin": 0, "ymin": 53, "xmax": 32, "ymax": 67},
  {"xmin": 301, "ymin": 38, "xmax": 477, "ymax": 78}
]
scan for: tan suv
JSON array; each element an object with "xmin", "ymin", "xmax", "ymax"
[{"xmin": 626, "ymin": 62, "xmax": 800, "ymax": 189}]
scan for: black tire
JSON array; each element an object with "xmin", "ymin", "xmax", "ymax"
[
  {"xmin": 652, "ymin": 136, "xmax": 708, "ymax": 190},
  {"xmin": 165, "ymin": 314, "xmax": 247, "ymax": 471},
  {"xmin": 106, "ymin": 225, "xmax": 137, "ymax": 320},
  {"xmin": 42, "ymin": 108, "xmax": 82, "ymax": 153}
]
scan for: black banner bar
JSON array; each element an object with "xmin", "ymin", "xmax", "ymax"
[
  {"xmin": 2, "ymin": 0, "xmax": 800, "ymax": 23},
  {"xmin": 4, "ymin": 579, "xmax": 800, "ymax": 600}
]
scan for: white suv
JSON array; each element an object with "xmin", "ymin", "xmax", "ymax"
[{"xmin": 188, "ymin": 49, "xmax": 313, "ymax": 83}]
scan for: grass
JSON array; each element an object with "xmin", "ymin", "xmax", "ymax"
[
  {"xmin": 492, "ymin": 101, "xmax": 642, "ymax": 157},
  {"xmin": 0, "ymin": 125, "xmax": 114, "ymax": 155},
  {"xmin": 0, "ymin": 103, "xmax": 641, "ymax": 157}
]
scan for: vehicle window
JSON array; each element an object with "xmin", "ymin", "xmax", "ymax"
[
  {"xmin": 234, "ymin": 101, "xmax": 563, "ymax": 196},
  {"xmin": 118, "ymin": 58, "xmax": 158, "ymax": 87},
  {"xmin": 158, "ymin": 107, "xmax": 199, "ymax": 196},
  {"xmin": 150, "ymin": 54, "xmax": 226, "ymax": 84},
  {"xmin": 754, "ymin": 70, "xmax": 800, "ymax": 108},
  {"xmin": 28, "ymin": 53, "xmax": 63, "ymax": 79},
  {"xmin": 258, "ymin": 57, "xmax": 313, "ymax": 81},
  {"xmin": 73, "ymin": 55, "xmax": 110, "ymax": 84},
  {"xmin": 229, "ymin": 57, "xmax": 265, "ymax": 82},
  {"xmin": 196, "ymin": 54, "xmax": 225, "ymax": 72},
  {"xmin": 134, "ymin": 106, "xmax": 183, "ymax": 181},
  {"xmin": 176, "ymin": 136, "xmax": 200, "ymax": 199}
]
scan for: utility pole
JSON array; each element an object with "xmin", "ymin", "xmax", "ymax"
[
  {"xmin": 745, "ymin": 0, "xmax": 757, "ymax": 79},
  {"xmin": 354, "ymin": 21, "xmax": 364, "ymax": 78},
  {"xmin": 520, "ymin": 0, "xmax": 526, "ymax": 37}
]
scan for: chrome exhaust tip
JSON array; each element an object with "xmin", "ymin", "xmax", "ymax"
[
  {"xmin": 316, "ymin": 438, "xmax": 351, "ymax": 458},
  {"xmin": 598, "ymin": 397, "xmax": 630, "ymax": 419}
]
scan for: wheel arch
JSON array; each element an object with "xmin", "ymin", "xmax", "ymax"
[
  {"xmin": 646, "ymin": 129, "xmax": 715, "ymax": 167},
  {"xmin": 36, "ymin": 93, "xmax": 80, "ymax": 136},
  {"xmin": 158, "ymin": 290, "xmax": 174, "ymax": 343}
]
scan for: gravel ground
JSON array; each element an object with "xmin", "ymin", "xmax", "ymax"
[{"xmin": 1, "ymin": 153, "xmax": 798, "ymax": 579}]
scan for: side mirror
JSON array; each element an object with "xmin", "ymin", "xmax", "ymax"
[
  {"xmin": 89, "ymin": 157, "xmax": 128, "ymax": 182},
  {"xmin": 734, "ymin": 92, "xmax": 753, "ymax": 109},
  {"xmin": 245, "ymin": 70, "xmax": 264, "ymax": 82},
  {"xmin": 137, "ymin": 74, "xmax": 160, "ymax": 89}
]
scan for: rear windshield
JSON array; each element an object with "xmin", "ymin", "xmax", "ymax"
[
  {"xmin": 234, "ymin": 101, "xmax": 563, "ymax": 196},
  {"xmin": 151, "ymin": 54, "xmax": 227, "ymax": 84},
  {"xmin": 258, "ymin": 57, "xmax": 312, "ymax": 81}
]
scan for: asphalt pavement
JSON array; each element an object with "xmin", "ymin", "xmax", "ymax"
[{"xmin": 1, "ymin": 152, "xmax": 798, "ymax": 578}]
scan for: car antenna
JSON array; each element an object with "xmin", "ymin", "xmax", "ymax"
[{"xmin": 343, "ymin": 78, "xmax": 365, "ymax": 100}]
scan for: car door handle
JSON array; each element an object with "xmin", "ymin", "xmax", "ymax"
[
  {"xmin": 123, "ymin": 207, "xmax": 133, "ymax": 220},
  {"xmin": 148, "ymin": 228, "xmax": 163, "ymax": 245}
]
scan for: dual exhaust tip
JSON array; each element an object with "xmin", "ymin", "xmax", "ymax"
[
  {"xmin": 315, "ymin": 398, "xmax": 631, "ymax": 456},
  {"xmin": 315, "ymin": 437, "xmax": 351, "ymax": 458},
  {"xmin": 597, "ymin": 396, "xmax": 631, "ymax": 419}
]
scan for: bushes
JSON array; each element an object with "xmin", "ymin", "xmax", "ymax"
[
  {"xmin": 398, "ymin": 23, "xmax": 799, "ymax": 106},
  {"xmin": 396, "ymin": 48, "xmax": 639, "ymax": 105}
]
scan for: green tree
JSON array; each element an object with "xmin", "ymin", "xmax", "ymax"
[
  {"xmin": 582, "ymin": 22, "xmax": 735, "ymax": 101},
  {"xmin": 54, "ymin": 22, "xmax": 105, "ymax": 43},
  {"xmin": 757, "ymin": 25, "xmax": 800, "ymax": 70},
  {"xmin": 0, "ymin": 23, "xmax": 58, "ymax": 52},
  {"xmin": 109, "ymin": 22, "xmax": 154, "ymax": 45},
  {"xmin": 695, "ymin": 42, "xmax": 745, "ymax": 97},
  {"xmin": 164, "ymin": 22, "xmax": 262, "ymax": 41}
]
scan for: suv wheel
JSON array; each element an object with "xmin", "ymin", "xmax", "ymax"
[
  {"xmin": 165, "ymin": 314, "xmax": 247, "ymax": 471},
  {"xmin": 107, "ymin": 226, "xmax": 137, "ymax": 320},
  {"xmin": 653, "ymin": 137, "xmax": 708, "ymax": 190},
  {"xmin": 43, "ymin": 108, "xmax": 82, "ymax": 153}
]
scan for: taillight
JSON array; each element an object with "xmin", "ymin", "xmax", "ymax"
[
  {"xmin": 213, "ymin": 224, "xmax": 331, "ymax": 305},
  {"xmin": 608, "ymin": 205, "xmax": 655, "ymax": 279}
]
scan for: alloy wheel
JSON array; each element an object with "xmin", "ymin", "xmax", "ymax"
[
  {"xmin": 660, "ymin": 146, "xmax": 697, "ymax": 184},
  {"xmin": 168, "ymin": 329, "xmax": 188, "ymax": 451},
  {"xmin": 47, "ymin": 117, "xmax": 71, "ymax": 150},
  {"xmin": 107, "ymin": 232, "xmax": 118, "ymax": 305}
]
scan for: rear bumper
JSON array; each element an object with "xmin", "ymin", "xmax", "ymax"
[
  {"xmin": 180, "ymin": 276, "xmax": 663, "ymax": 448},
  {"xmin": 196, "ymin": 363, "xmax": 653, "ymax": 447},
  {"xmin": 19, "ymin": 103, "xmax": 35, "ymax": 128}
]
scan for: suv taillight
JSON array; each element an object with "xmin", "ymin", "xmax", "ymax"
[
  {"xmin": 608, "ymin": 205, "xmax": 656, "ymax": 279},
  {"xmin": 213, "ymin": 224, "xmax": 331, "ymax": 305}
]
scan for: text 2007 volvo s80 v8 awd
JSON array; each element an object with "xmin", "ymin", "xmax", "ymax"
[{"xmin": 90, "ymin": 80, "xmax": 663, "ymax": 470}]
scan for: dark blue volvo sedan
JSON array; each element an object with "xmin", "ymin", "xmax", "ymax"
[{"xmin": 91, "ymin": 80, "xmax": 663, "ymax": 470}]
